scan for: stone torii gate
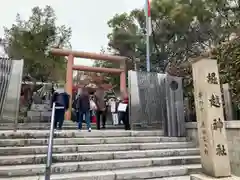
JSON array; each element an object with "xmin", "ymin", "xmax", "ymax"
[{"xmin": 51, "ymin": 48, "xmax": 127, "ymax": 120}]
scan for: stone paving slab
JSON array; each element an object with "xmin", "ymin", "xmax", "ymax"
[
  {"xmin": 190, "ymin": 174, "xmax": 240, "ymax": 180},
  {"xmin": 0, "ymin": 136, "xmax": 187, "ymax": 147},
  {"xmin": 0, "ymin": 142, "xmax": 196, "ymax": 155},
  {"xmin": 0, "ymin": 164, "xmax": 201, "ymax": 180},
  {"xmin": 0, "ymin": 148, "xmax": 199, "ymax": 165},
  {"xmin": 0, "ymin": 130, "xmax": 165, "ymax": 139}
]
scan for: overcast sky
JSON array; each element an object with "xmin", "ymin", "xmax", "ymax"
[{"xmin": 0, "ymin": 0, "xmax": 143, "ymax": 66}]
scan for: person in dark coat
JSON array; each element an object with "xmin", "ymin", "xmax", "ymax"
[
  {"xmin": 94, "ymin": 88, "xmax": 106, "ymax": 130},
  {"xmin": 51, "ymin": 89, "xmax": 70, "ymax": 130},
  {"xmin": 77, "ymin": 88, "xmax": 91, "ymax": 132}
]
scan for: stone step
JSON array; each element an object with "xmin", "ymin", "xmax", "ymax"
[
  {"xmin": 0, "ymin": 123, "xmax": 125, "ymax": 130},
  {"xmin": 0, "ymin": 126, "xmax": 124, "ymax": 130},
  {"xmin": 0, "ymin": 164, "xmax": 201, "ymax": 180},
  {"xmin": 145, "ymin": 176, "xmax": 190, "ymax": 180},
  {"xmin": 0, "ymin": 121, "xmax": 92, "ymax": 124},
  {"xmin": 0, "ymin": 130, "xmax": 164, "ymax": 139},
  {"xmin": 0, "ymin": 122, "xmax": 74, "ymax": 126},
  {"xmin": 0, "ymin": 148, "xmax": 199, "ymax": 165},
  {"xmin": 0, "ymin": 136, "xmax": 187, "ymax": 147},
  {"xmin": 0, "ymin": 142, "xmax": 196, "ymax": 155},
  {"xmin": 0, "ymin": 156, "xmax": 200, "ymax": 177}
]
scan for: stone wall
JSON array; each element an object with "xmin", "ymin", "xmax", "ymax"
[{"xmin": 186, "ymin": 121, "xmax": 240, "ymax": 176}]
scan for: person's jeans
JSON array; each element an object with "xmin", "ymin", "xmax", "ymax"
[
  {"xmin": 78, "ymin": 111, "xmax": 91, "ymax": 130},
  {"xmin": 54, "ymin": 109, "xmax": 65, "ymax": 129}
]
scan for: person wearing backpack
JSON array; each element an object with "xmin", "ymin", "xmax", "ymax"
[{"xmin": 51, "ymin": 88, "xmax": 70, "ymax": 130}]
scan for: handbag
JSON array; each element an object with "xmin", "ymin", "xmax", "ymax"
[
  {"xmin": 91, "ymin": 115, "xmax": 97, "ymax": 123},
  {"xmin": 90, "ymin": 100, "xmax": 97, "ymax": 110},
  {"xmin": 117, "ymin": 103, "xmax": 128, "ymax": 112}
]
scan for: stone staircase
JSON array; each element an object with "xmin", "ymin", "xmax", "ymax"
[{"xmin": 0, "ymin": 129, "xmax": 201, "ymax": 180}]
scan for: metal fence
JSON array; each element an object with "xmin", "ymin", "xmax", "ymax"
[
  {"xmin": 0, "ymin": 58, "xmax": 24, "ymax": 131},
  {"xmin": 128, "ymin": 71, "xmax": 185, "ymax": 137},
  {"xmin": 0, "ymin": 57, "xmax": 12, "ymax": 118}
]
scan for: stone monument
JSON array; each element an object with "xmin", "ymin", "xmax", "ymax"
[{"xmin": 191, "ymin": 58, "xmax": 238, "ymax": 179}]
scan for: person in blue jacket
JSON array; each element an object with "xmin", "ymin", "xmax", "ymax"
[{"xmin": 51, "ymin": 88, "xmax": 70, "ymax": 130}]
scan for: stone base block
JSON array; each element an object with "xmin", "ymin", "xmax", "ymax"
[{"xmin": 191, "ymin": 174, "xmax": 240, "ymax": 180}]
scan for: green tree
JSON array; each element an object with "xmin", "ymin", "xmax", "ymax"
[
  {"xmin": 106, "ymin": 0, "xmax": 240, "ymax": 69},
  {"xmin": 3, "ymin": 5, "xmax": 72, "ymax": 82},
  {"xmin": 93, "ymin": 47, "xmax": 120, "ymax": 89},
  {"xmin": 212, "ymin": 36, "xmax": 240, "ymax": 104},
  {"xmin": 105, "ymin": 0, "xmax": 240, "ymax": 104}
]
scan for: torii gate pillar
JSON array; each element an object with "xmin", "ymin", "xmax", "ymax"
[
  {"xmin": 120, "ymin": 61, "xmax": 127, "ymax": 94},
  {"xmin": 55, "ymin": 49, "xmax": 127, "ymax": 120},
  {"xmin": 65, "ymin": 55, "xmax": 74, "ymax": 120}
]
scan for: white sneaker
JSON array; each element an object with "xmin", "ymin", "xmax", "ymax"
[{"xmin": 88, "ymin": 128, "xmax": 91, "ymax": 132}]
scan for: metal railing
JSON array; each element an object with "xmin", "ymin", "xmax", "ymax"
[{"xmin": 45, "ymin": 102, "xmax": 64, "ymax": 180}]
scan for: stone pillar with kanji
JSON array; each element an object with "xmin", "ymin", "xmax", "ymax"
[{"xmin": 191, "ymin": 58, "xmax": 234, "ymax": 179}]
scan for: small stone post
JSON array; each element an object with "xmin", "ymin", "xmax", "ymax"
[
  {"xmin": 191, "ymin": 58, "xmax": 235, "ymax": 179},
  {"xmin": 184, "ymin": 97, "xmax": 190, "ymax": 122},
  {"xmin": 222, "ymin": 83, "xmax": 233, "ymax": 121}
]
